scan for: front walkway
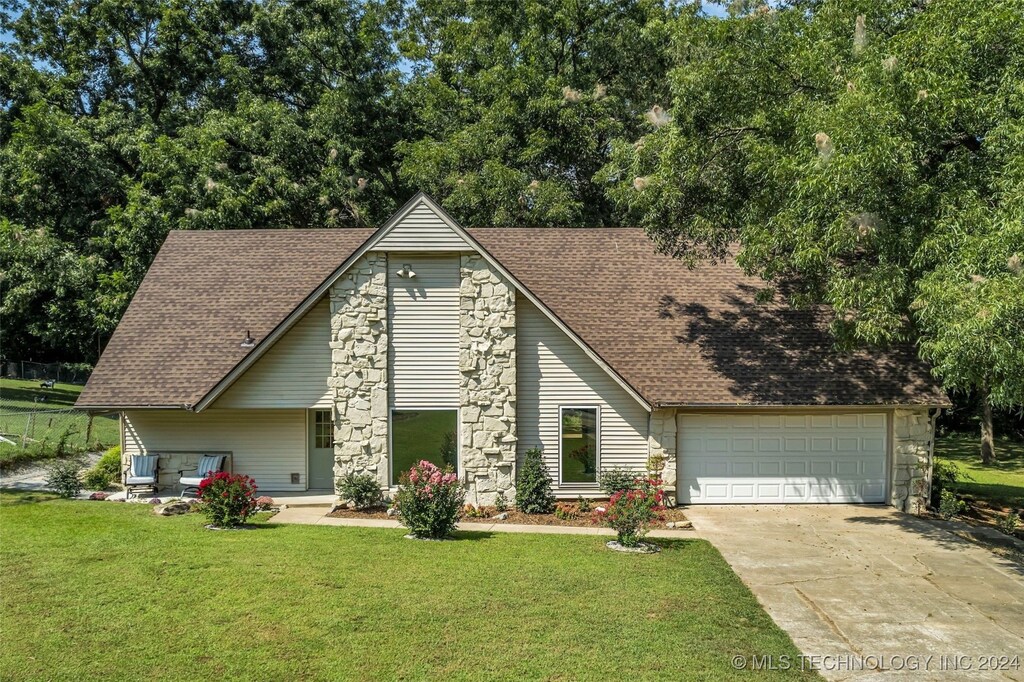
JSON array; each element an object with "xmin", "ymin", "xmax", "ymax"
[
  {"xmin": 685, "ymin": 505, "xmax": 1024, "ymax": 681},
  {"xmin": 269, "ymin": 505, "xmax": 691, "ymax": 538}
]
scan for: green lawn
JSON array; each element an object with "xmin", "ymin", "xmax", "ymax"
[
  {"xmin": 0, "ymin": 492, "xmax": 816, "ymax": 681},
  {"xmin": 934, "ymin": 433, "xmax": 1024, "ymax": 508},
  {"xmin": 0, "ymin": 378, "xmax": 118, "ymax": 468}
]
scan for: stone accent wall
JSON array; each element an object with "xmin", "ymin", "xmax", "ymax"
[
  {"xmin": 890, "ymin": 408, "xmax": 937, "ymax": 513},
  {"xmin": 648, "ymin": 408, "xmax": 678, "ymax": 504},
  {"xmin": 329, "ymin": 253, "xmax": 389, "ymax": 489},
  {"xmin": 459, "ymin": 253, "xmax": 517, "ymax": 505}
]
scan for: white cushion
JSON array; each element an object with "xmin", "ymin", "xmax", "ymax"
[
  {"xmin": 130, "ymin": 455, "xmax": 158, "ymax": 478},
  {"xmin": 126, "ymin": 476, "xmax": 156, "ymax": 485},
  {"xmin": 179, "ymin": 477, "xmax": 205, "ymax": 487}
]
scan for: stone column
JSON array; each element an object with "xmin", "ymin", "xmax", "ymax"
[
  {"xmin": 459, "ymin": 253, "xmax": 516, "ymax": 505},
  {"xmin": 648, "ymin": 408, "xmax": 677, "ymax": 505},
  {"xmin": 329, "ymin": 253, "xmax": 389, "ymax": 490},
  {"xmin": 890, "ymin": 408, "xmax": 936, "ymax": 513}
]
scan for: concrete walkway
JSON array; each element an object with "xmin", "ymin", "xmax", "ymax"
[
  {"xmin": 685, "ymin": 505, "xmax": 1024, "ymax": 681},
  {"xmin": 269, "ymin": 505, "xmax": 692, "ymax": 538}
]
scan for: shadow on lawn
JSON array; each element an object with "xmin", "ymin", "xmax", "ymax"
[
  {"xmin": 843, "ymin": 512, "xmax": 1024, "ymax": 576},
  {"xmin": 0, "ymin": 383, "xmax": 82, "ymax": 407}
]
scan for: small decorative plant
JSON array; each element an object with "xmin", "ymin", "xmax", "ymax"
[
  {"xmin": 494, "ymin": 491, "xmax": 509, "ymax": 513},
  {"xmin": 83, "ymin": 446, "xmax": 121, "ymax": 490},
  {"xmin": 393, "ymin": 460, "xmax": 463, "ymax": 539},
  {"xmin": 554, "ymin": 502, "xmax": 579, "ymax": 521},
  {"xmin": 255, "ymin": 496, "xmax": 276, "ymax": 511},
  {"xmin": 196, "ymin": 472, "xmax": 259, "ymax": 528},
  {"xmin": 576, "ymin": 495, "xmax": 593, "ymax": 513},
  {"xmin": 598, "ymin": 477, "xmax": 665, "ymax": 547},
  {"xmin": 336, "ymin": 471, "xmax": 383, "ymax": 510},
  {"xmin": 996, "ymin": 511, "xmax": 1020, "ymax": 536},
  {"xmin": 515, "ymin": 447, "xmax": 555, "ymax": 514},
  {"xmin": 938, "ymin": 488, "xmax": 966, "ymax": 521},
  {"xmin": 45, "ymin": 458, "xmax": 83, "ymax": 498},
  {"xmin": 598, "ymin": 467, "xmax": 640, "ymax": 496}
]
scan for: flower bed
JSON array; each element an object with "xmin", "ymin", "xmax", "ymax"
[{"xmin": 327, "ymin": 502, "xmax": 690, "ymax": 528}]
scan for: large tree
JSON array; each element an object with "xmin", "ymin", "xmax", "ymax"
[
  {"xmin": 605, "ymin": 0, "xmax": 1024, "ymax": 460},
  {"xmin": 1, "ymin": 0, "xmax": 408, "ymax": 362},
  {"xmin": 398, "ymin": 0, "xmax": 675, "ymax": 226}
]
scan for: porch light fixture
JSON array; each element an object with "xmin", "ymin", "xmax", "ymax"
[
  {"xmin": 240, "ymin": 330, "xmax": 255, "ymax": 348},
  {"xmin": 396, "ymin": 263, "xmax": 416, "ymax": 278}
]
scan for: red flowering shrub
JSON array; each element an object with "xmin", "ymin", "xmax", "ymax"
[
  {"xmin": 597, "ymin": 477, "xmax": 665, "ymax": 547},
  {"xmin": 197, "ymin": 472, "xmax": 258, "ymax": 527},
  {"xmin": 394, "ymin": 460, "xmax": 463, "ymax": 539}
]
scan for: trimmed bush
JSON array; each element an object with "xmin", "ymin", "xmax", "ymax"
[
  {"xmin": 337, "ymin": 471, "xmax": 383, "ymax": 510},
  {"xmin": 196, "ymin": 472, "xmax": 258, "ymax": 527},
  {"xmin": 515, "ymin": 447, "xmax": 555, "ymax": 514},
  {"xmin": 598, "ymin": 467, "xmax": 641, "ymax": 496},
  {"xmin": 83, "ymin": 445, "xmax": 121, "ymax": 490},
  {"xmin": 938, "ymin": 489, "xmax": 966, "ymax": 520},
  {"xmin": 394, "ymin": 460, "xmax": 463, "ymax": 539},
  {"xmin": 45, "ymin": 458, "xmax": 83, "ymax": 498}
]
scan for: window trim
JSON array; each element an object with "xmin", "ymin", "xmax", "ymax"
[
  {"xmin": 388, "ymin": 407, "xmax": 461, "ymax": 487},
  {"xmin": 558, "ymin": 405, "xmax": 601, "ymax": 486}
]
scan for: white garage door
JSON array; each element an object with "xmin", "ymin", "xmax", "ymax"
[{"xmin": 677, "ymin": 413, "xmax": 887, "ymax": 504}]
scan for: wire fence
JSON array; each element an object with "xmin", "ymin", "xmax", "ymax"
[
  {"xmin": 0, "ymin": 401, "xmax": 118, "ymax": 452},
  {"xmin": 1, "ymin": 361, "xmax": 93, "ymax": 385}
]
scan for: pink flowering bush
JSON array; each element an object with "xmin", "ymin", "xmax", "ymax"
[
  {"xmin": 597, "ymin": 477, "xmax": 665, "ymax": 547},
  {"xmin": 393, "ymin": 460, "xmax": 463, "ymax": 539},
  {"xmin": 196, "ymin": 472, "xmax": 258, "ymax": 527}
]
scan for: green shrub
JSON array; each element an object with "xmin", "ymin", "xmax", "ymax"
[
  {"xmin": 576, "ymin": 495, "xmax": 593, "ymax": 513},
  {"xmin": 996, "ymin": 512, "xmax": 1020, "ymax": 536},
  {"xmin": 83, "ymin": 446, "xmax": 121, "ymax": 490},
  {"xmin": 394, "ymin": 460, "xmax": 463, "ymax": 539},
  {"xmin": 336, "ymin": 471, "xmax": 383, "ymax": 510},
  {"xmin": 598, "ymin": 467, "xmax": 641, "ymax": 496},
  {"xmin": 515, "ymin": 447, "xmax": 555, "ymax": 514},
  {"xmin": 45, "ymin": 458, "xmax": 83, "ymax": 498},
  {"xmin": 938, "ymin": 489, "xmax": 966, "ymax": 520},
  {"xmin": 494, "ymin": 491, "xmax": 509, "ymax": 513},
  {"xmin": 930, "ymin": 460, "xmax": 971, "ymax": 509}
]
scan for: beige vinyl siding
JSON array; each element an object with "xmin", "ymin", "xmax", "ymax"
[
  {"xmin": 214, "ymin": 299, "xmax": 332, "ymax": 408},
  {"xmin": 388, "ymin": 254, "xmax": 461, "ymax": 408},
  {"xmin": 375, "ymin": 200, "xmax": 471, "ymax": 251},
  {"xmin": 123, "ymin": 409, "xmax": 307, "ymax": 491},
  {"xmin": 516, "ymin": 295, "xmax": 649, "ymax": 496}
]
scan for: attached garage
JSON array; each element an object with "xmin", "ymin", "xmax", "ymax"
[{"xmin": 676, "ymin": 412, "xmax": 888, "ymax": 504}]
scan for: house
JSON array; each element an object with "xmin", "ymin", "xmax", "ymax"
[{"xmin": 77, "ymin": 193, "xmax": 949, "ymax": 510}]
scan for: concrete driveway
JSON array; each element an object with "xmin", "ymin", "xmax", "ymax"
[{"xmin": 685, "ymin": 505, "xmax": 1024, "ymax": 681}]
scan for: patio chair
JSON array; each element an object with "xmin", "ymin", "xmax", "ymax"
[
  {"xmin": 178, "ymin": 454, "xmax": 227, "ymax": 498},
  {"xmin": 124, "ymin": 454, "xmax": 160, "ymax": 499}
]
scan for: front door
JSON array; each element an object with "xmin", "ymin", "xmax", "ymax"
[{"xmin": 308, "ymin": 409, "xmax": 335, "ymax": 490}]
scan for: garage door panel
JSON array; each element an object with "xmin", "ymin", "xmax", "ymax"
[{"xmin": 678, "ymin": 413, "xmax": 887, "ymax": 504}]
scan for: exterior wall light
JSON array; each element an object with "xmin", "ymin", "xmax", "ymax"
[
  {"xmin": 396, "ymin": 264, "xmax": 416, "ymax": 278},
  {"xmin": 240, "ymin": 330, "xmax": 255, "ymax": 348}
]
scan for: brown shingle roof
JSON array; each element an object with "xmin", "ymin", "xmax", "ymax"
[
  {"xmin": 77, "ymin": 228, "xmax": 374, "ymax": 408},
  {"xmin": 467, "ymin": 228, "xmax": 948, "ymax": 407},
  {"xmin": 78, "ymin": 226, "xmax": 948, "ymax": 410}
]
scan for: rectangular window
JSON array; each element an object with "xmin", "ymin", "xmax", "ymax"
[
  {"xmin": 314, "ymin": 410, "xmax": 333, "ymax": 449},
  {"xmin": 391, "ymin": 409, "xmax": 458, "ymax": 485},
  {"xmin": 560, "ymin": 407, "xmax": 599, "ymax": 484}
]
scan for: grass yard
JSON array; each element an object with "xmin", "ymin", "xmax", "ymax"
[
  {"xmin": 934, "ymin": 433, "xmax": 1024, "ymax": 508},
  {"xmin": 0, "ymin": 491, "xmax": 816, "ymax": 681},
  {"xmin": 0, "ymin": 378, "xmax": 118, "ymax": 468}
]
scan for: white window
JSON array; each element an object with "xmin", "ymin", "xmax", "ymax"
[{"xmin": 559, "ymin": 406, "xmax": 600, "ymax": 484}]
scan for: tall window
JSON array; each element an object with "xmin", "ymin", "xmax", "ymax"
[
  {"xmin": 391, "ymin": 409, "xmax": 458, "ymax": 485},
  {"xmin": 314, "ymin": 410, "xmax": 333, "ymax": 449},
  {"xmin": 560, "ymin": 407, "xmax": 599, "ymax": 483}
]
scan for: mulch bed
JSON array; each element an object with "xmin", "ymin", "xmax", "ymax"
[
  {"xmin": 327, "ymin": 503, "xmax": 690, "ymax": 529},
  {"xmin": 957, "ymin": 497, "xmax": 1024, "ymax": 541}
]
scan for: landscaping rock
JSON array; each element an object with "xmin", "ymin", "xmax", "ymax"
[
  {"xmin": 89, "ymin": 491, "xmax": 109, "ymax": 501},
  {"xmin": 386, "ymin": 507, "xmax": 397, "ymax": 517},
  {"xmin": 148, "ymin": 497, "xmax": 162, "ymax": 505},
  {"xmin": 154, "ymin": 501, "xmax": 191, "ymax": 516},
  {"xmin": 666, "ymin": 520, "xmax": 693, "ymax": 530},
  {"xmin": 595, "ymin": 506, "xmax": 606, "ymax": 513},
  {"xmin": 606, "ymin": 540, "xmax": 661, "ymax": 554},
  {"xmin": 494, "ymin": 512, "xmax": 509, "ymax": 520}
]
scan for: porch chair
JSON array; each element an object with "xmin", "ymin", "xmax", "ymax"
[
  {"xmin": 178, "ymin": 454, "xmax": 227, "ymax": 498},
  {"xmin": 124, "ymin": 454, "xmax": 160, "ymax": 499}
]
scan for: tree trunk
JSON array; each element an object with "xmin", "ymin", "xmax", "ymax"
[{"xmin": 980, "ymin": 393, "xmax": 995, "ymax": 466}]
